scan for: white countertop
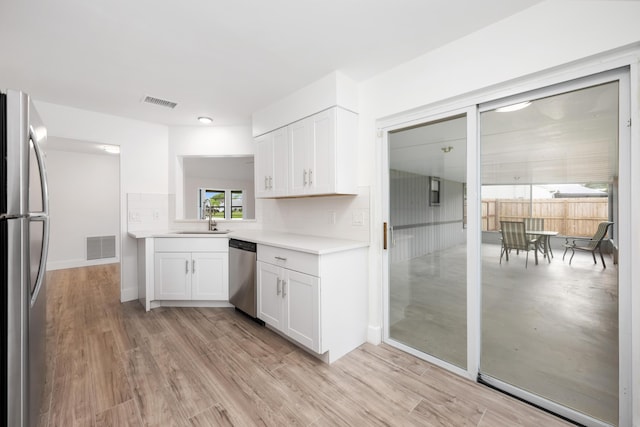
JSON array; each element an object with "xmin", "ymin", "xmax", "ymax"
[
  {"xmin": 127, "ymin": 230, "xmax": 231, "ymax": 239},
  {"xmin": 128, "ymin": 229, "xmax": 369, "ymax": 255},
  {"xmin": 229, "ymin": 230, "xmax": 369, "ymax": 255}
]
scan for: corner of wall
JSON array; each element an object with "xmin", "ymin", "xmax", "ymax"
[{"xmin": 367, "ymin": 325, "xmax": 382, "ymax": 345}]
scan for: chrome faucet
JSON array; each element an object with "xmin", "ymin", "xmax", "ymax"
[{"xmin": 202, "ymin": 198, "xmax": 218, "ymax": 231}]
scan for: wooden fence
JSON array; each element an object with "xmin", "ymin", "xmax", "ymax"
[{"xmin": 482, "ymin": 198, "xmax": 609, "ymax": 237}]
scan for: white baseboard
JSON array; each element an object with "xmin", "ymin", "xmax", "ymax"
[
  {"xmin": 158, "ymin": 301, "xmax": 234, "ymax": 308},
  {"xmin": 46, "ymin": 257, "xmax": 119, "ymax": 271},
  {"xmin": 367, "ymin": 325, "xmax": 382, "ymax": 345}
]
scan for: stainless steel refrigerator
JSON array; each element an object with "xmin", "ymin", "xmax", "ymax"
[{"xmin": 1, "ymin": 90, "xmax": 50, "ymax": 427}]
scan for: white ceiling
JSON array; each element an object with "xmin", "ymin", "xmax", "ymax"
[{"xmin": 0, "ymin": 0, "xmax": 541, "ymax": 127}]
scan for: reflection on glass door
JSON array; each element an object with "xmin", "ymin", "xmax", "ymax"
[
  {"xmin": 388, "ymin": 115, "xmax": 467, "ymax": 368},
  {"xmin": 480, "ymin": 80, "xmax": 620, "ymax": 425}
]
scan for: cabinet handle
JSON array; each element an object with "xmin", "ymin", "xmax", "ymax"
[
  {"xmin": 192, "ymin": 260, "xmax": 196, "ymax": 274},
  {"xmin": 276, "ymin": 278, "xmax": 281, "ymax": 295},
  {"xmin": 282, "ymin": 280, "xmax": 287, "ymax": 298},
  {"xmin": 264, "ymin": 176, "xmax": 268, "ymax": 190},
  {"xmin": 309, "ymin": 169, "xmax": 313, "ymax": 185},
  {"xmin": 269, "ymin": 176, "xmax": 273, "ymax": 189},
  {"xmin": 185, "ymin": 260, "xmax": 189, "ymax": 274},
  {"xmin": 303, "ymin": 169, "xmax": 308, "ymax": 186},
  {"xmin": 274, "ymin": 256, "xmax": 287, "ymax": 262}
]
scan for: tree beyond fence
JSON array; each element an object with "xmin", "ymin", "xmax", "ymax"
[{"xmin": 482, "ymin": 198, "xmax": 609, "ymax": 237}]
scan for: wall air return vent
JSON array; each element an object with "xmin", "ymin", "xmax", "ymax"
[
  {"xmin": 143, "ymin": 95, "xmax": 178, "ymax": 109},
  {"xmin": 87, "ymin": 236, "xmax": 116, "ymax": 260}
]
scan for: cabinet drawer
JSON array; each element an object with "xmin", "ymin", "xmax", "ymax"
[
  {"xmin": 155, "ymin": 237, "xmax": 228, "ymax": 252},
  {"xmin": 257, "ymin": 244, "xmax": 318, "ymax": 276}
]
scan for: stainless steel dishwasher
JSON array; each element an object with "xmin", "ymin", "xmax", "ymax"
[{"xmin": 229, "ymin": 238, "xmax": 259, "ymax": 319}]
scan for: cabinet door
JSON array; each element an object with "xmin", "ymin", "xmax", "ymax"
[
  {"xmin": 284, "ymin": 270, "xmax": 320, "ymax": 352},
  {"xmin": 191, "ymin": 252, "xmax": 229, "ymax": 300},
  {"xmin": 257, "ymin": 261, "xmax": 283, "ymax": 329},
  {"xmin": 288, "ymin": 117, "xmax": 312, "ymax": 195},
  {"xmin": 271, "ymin": 127, "xmax": 288, "ymax": 196},
  {"xmin": 155, "ymin": 252, "xmax": 191, "ymax": 300},
  {"xmin": 308, "ymin": 109, "xmax": 335, "ymax": 195},
  {"xmin": 255, "ymin": 132, "xmax": 273, "ymax": 198}
]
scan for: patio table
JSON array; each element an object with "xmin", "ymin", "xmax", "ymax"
[{"xmin": 527, "ymin": 230, "xmax": 558, "ymax": 263}]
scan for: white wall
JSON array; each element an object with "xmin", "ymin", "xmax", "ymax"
[
  {"xmin": 34, "ymin": 100, "xmax": 169, "ymax": 302},
  {"xmin": 45, "ymin": 147, "xmax": 120, "ymax": 270},
  {"xmin": 355, "ymin": 1, "xmax": 640, "ymax": 423}
]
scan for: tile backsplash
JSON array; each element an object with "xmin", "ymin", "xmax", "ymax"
[
  {"xmin": 127, "ymin": 193, "xmax": 170, "ymax": 232},
  {"xmin": 259, "ymin": 186, "xmax": 370, "ymax": 242},
  {"xmin": 127, "ymin": 186, "xmax": 370, "ymax": 243}
]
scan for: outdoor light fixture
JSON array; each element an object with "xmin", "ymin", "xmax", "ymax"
[
  {"xmin": 495, "ymin": 101, "xmax": 532, "ymax": 113},
  {"xmin": 441, "ymin": 146, "xmax": 453, "ymax": 153}
]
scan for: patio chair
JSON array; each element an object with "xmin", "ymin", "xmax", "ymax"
[
  {"xmin": 562, "ymin": 221, "xmax": 614, "ymax": 268},
  {"xmin": 524, "ymin": 217, "xmax": 547, "ymax": 256},
  {"xmin": 500, "ymin": 221, "xmax": 538, "ymax": 268}
]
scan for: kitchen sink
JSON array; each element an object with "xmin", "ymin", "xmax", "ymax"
[{"xmin": 172, "ymin": 230, "xmax": 231, "ymax": 235}]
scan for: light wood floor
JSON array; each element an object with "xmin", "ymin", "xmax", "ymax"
[{"xmin": 38, "ymin": 263, "xmax": 571, "ymax": 427}]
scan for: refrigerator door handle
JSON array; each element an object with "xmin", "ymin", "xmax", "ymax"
[
  {"xmin": 28, "ymin": 123, "xmax": 50, "ymax": 307},
  {"xmin": 29, "ymin": 214, "xmax": 49, "ymax": 307},
  {"xmin": 29, "ymin": 124, "xmax": 50, "ymax": 216}
]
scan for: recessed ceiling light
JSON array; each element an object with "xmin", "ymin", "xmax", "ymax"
[
  {"xmin": 495, "ymin": 101, "xmax": 532, "ymax": 113},
  {"xmin": 198, "ymin": 116, "xmax": 213, "ymax": 124}
]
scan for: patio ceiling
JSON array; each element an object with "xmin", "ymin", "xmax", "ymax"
[{"xmin": 389, "ymin": 81, "xmax": 619, "ymax": 185}]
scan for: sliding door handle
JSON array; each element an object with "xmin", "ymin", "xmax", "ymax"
[{"xmin": 383, "ymin": 222, "xmax": 388, "ymax": 250}]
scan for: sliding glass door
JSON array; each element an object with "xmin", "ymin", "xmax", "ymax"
[
  {"xmin": 387, "ymin": 114, "xmax": 468, "ymax": 369},
  {"xmin": 479, "ymin": 78, "xmax": 622, "ymax": 425}
]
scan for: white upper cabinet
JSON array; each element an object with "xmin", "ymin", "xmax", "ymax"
[
  {"xmin": 255, "ymin": 127, "xmax": 288, "ymax": 198},
  {"xmin": 255, "ymin": 106, "xmax": 357, "ymax": 198}
]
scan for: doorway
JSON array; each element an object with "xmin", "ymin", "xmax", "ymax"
[
  {"xmin": 382, "ymin": 69, "xmax": 630, "ymax": 426},
  {"xmin": 386, "ymin": 114, "xmax": 468, "ymax": 370},
  {"xmin": 478, "ymin": 75, "xmax": 624, "ymax": 426},
  {"xmin": 43, "ymin": 138, "xmax": 121, "ymax": 271}
]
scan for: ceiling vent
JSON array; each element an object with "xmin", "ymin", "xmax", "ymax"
[{"xmin": 143, "ymin": 95, "xmax": 178, "ymax": 109}]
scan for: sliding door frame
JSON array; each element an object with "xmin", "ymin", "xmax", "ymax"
[
  {"xmin": 378, "ymin": 52, "xmax": 636, "ymax": 427},
  {"xmin": 381, "ymin": 105, "xmax": 477, "ymax": 380},
  {"xmin": 477, "ymin": 68, "xmax": 630, "ymax": 427}
]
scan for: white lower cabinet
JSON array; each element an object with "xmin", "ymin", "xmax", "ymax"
[
  {"xmin": 257, "ymin": 261, "xmax": 319, "ymax": 352},
  {"xmin": 154, "ymin": 238, "xmax": 229, "ymax": 302},
  {"xmin": 191, "ymin": 252, "xmax": 229, "ymax": 300},
  {"xmin": 257, "ymin": 243, "xmax": 368, "ymax": 363},
  {"xmin": 155, "ymin": 252, "xmax": 192, "ymax": 300}
]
